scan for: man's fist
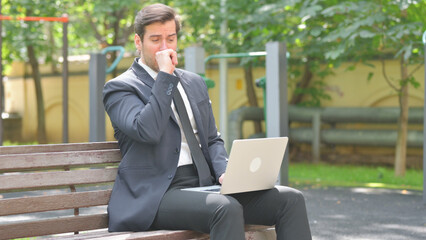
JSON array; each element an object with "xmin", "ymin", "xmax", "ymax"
[{"xmin": 156, "ymin": 49, "xmax": 178, "ymax": 74}]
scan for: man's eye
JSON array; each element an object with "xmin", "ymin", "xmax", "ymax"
[{"xmin": 151, "ymin": 38, "xmax": 160, "ymax": 42}]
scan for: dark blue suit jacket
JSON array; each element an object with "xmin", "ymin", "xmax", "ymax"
[{"xmin": 103, "ymin": 58, "xmax": 228, "ymax": 232}]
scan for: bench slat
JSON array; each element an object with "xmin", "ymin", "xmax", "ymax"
[
  {"xmin": 95, "ymin": 230, "xmax": 209, "ymax": 240},
  {"xmin": 0, "ymin": 141, "xmax": 118, "ymax": 155},
  {"xmin": 121, "ymin": 226, "xmax": 269, "ymax": 240},
  {"xmin": 0, "ymin": 190, "xmax": 111, "ymax": 216},
  {"xmin": 0, "ymin": 149, "xmax": 121, "ymax": 171},
  {"xmin": 43, "ymin": 230, "xmax": 144, "ymax": 240},
  {"xmin": 48, "ymin": 229, "xmax": 209, "ymax": 240},
  {"xmin": 0, "ymin": 168, "xmax": 118, "ymax": 192},
  {"xmin": 0, "ymin": 213, "xmax": 108, "ymax": 239},
  {"xmin": 50, "ymin": 225, "xmax": 271, "ymax": 240}
]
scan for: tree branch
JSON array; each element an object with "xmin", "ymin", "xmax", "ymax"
[
  {"xmin": 381, "ymin": 58, "xmax": 399, "ymax": 92},
  {"xmin": 118, "ymin": 8, "xmax": 135, "ymax": 45},
  {"xmin": 121, "ymin": 24, "xmax": 135, "ymax": 44},
  {"xmin": 408, "ymin": 63, "xmax": 423, "ymax": 78},
  {"xmin": 84, "ymin": 10, "xmax": 107, "ymax": 46}
]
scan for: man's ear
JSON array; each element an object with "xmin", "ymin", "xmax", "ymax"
[{"xmin": 134, "ymin": 34, "xmax": 142, "ymax": 52}]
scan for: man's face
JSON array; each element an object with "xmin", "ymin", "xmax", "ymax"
[{"xmin": 135, "ymin": 20, "xmax": 177, "ymax": 72}]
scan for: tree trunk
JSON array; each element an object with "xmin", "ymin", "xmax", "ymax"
[
  {"xmin": 394, "ymin": 56, "xmax": 409, "ymax": 176},
  {"xmin": 48, "ymin": 23, "xmax": 59, "ymax": 74},
  {"xmin": 243, "ymin": 63, "xmax": 262, "ymax": 134},
  {"xmin": 27, "ymin": 45, "xmax": 47, "ymax": 144},
  {"xmin": 290, "ymin": 60, "xmax": 313, "ymax": 105},
  {"xmin": 111, "ymin": 10, "xmax": 120, "ymax": 78}
]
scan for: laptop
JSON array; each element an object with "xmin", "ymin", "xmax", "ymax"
[{"xmin": 182, "ymin": 137, "xmax": 288, "ymax": 195}]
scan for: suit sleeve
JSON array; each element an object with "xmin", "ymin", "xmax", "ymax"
[{"xmin": 103, "ymin": 71, "xmax": 179, "ymax": 144}]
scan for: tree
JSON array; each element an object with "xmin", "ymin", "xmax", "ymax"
[
  {"xmin": 2, "ymin": 0, "xmax": 71, "ymax": 143},
  {"xmin": 176, "ymin": 0, "xmax": 335, "ymax": 109},
  {"xmin": 176, "ymin": 0, "xmax": 425, "ymax": 175},
  {"xmin": 175, "ymin": 0, "xmax": 324, "ymax": 136},
  {"xmin": 175, "ymin": 0, "xmax": 265, "ymax": 133},
  {"xmin": 69, "ymin": 0, "xmax": 148, "ymax": 77},
  {"xmin": 2, "ymin": 0, "xmax": 150, "ymax": 143},
  {"xmin": 310, "ymin": 0, "xmax": 425, "ymax": 176}
]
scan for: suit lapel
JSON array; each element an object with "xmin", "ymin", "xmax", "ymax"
[{"xmin": 131, "ymin": 58, "xmax": 155, "ymax": 88}]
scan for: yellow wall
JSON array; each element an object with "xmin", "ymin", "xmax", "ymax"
[
  {"xmin": 322, "ymin": 61, "xmax": 424, "ymax": 107},
  {"xmin": 4, "ymin": 57, "xmax": 132, "ymax": 143},
  {"xmin": 3, "ymin": 56, "xmax": 425, "ymax": 143},
  {"xmin": 206, "ymin": 64, "xmax": 266, "ymax": 122}
]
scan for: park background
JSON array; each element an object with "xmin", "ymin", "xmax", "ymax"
[{"xmin": 0, "ymin": 0, "xmax": 425, "ymax": 183}]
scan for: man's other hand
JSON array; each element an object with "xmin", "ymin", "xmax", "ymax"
[{"xmin": 219, "ymin": 173, "xmax": 225, "ymax": 185}]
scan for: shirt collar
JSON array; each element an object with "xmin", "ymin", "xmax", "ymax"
[{"xmin": 138, "ymin": 58, "xmax": 158, "ymax": 80}]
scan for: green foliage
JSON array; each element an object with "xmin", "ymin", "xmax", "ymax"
[
  {"xmin": 176, "ymin": 0, "xmax": 337, "ymax": 106},
  {"xmin": 68, "ymin": 0, "xmax": 148, "ymax": 54},
  {"xmin": 317, "ymin": 0, "xmax": 425, "ymax": 63},
  {"xmin": 176, "ymin": 0, "xmax": 297, "ymax": 53},
  {"xmin": 1, "ymin": 0, "xmax": 424, "ymax": 106},
  {"xmin": 1, "ymin": 0, "xmax": 152, "ymax": 61},
  {"xmin": 289, "ymin": 0, "xmax": 425, "ymax": 106},
  {"xmin": 293, "ymin": 80, "xmax": 332, "ymax": 107},
  {"xmin": 174, "ymin": 0, "xmax": 423, "ymax": 106},
  {"xmin": 2, "ymin": 0, "xmax": 69, "ymax": 65}
]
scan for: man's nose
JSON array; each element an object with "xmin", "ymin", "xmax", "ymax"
[{"xmin": 159, "ymin": 39, "xmax": 168, "ymax": 50}]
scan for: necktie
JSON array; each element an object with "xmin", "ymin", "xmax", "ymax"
[{"xmin": 173, "ymin": 87, "xmax": 213, "ymax": 186}]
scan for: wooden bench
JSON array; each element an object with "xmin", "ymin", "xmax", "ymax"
[{"xmin": 0, "ymin": 141, "xmax": 275, "ymax": 240}]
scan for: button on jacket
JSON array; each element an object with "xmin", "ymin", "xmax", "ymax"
[{"xmin": 103, "ymin": 58, "xmax": 228, "ymax": 232}]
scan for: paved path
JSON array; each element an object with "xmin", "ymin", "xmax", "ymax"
[{"xmin": 302, "ymin": 186, "xmax": 426, "ymax": 240}]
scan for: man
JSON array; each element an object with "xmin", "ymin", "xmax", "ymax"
[{"xmin": 103, "ymin": 3, "xmax": 312, "ymax": 240}]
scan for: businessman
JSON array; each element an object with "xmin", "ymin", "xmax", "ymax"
[{"xmin": 103, "ymin": 3, "xmax": 312, "ymax": 240}]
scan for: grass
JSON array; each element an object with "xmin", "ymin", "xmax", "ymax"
[
  {"xmin": 289, "ymin": 162, "xmax": 423, "ymax": 191},
  {"xmin": 3, "ymin": 140, "xmax": 39, "ymax": 146}
]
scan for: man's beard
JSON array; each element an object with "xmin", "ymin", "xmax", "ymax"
[{"xmin": 141, "ymin": 49, "xmax": 159, "ymax": 72}]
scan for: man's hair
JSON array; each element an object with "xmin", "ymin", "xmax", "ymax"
[{"xmin": 134, "ymin": 3, "xmax": 181, "ymax": 40}]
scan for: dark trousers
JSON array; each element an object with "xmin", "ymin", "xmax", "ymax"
[{"xmin": 150, "ymin": 165, "xmax": 312, "ymax": 240}]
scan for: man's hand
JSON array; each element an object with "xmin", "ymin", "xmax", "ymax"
[
  {"xmin": 156, "ymin": 49, "xmax": 178, "ymax": 74},
  {"xmin": 219, "ymin": 173, "xmax": 225, "ymax": 185}
]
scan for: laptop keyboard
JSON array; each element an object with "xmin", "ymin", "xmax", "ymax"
[{"xmin": 204, "ymin": 187, "xmax": 221, "ymax": 192}]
